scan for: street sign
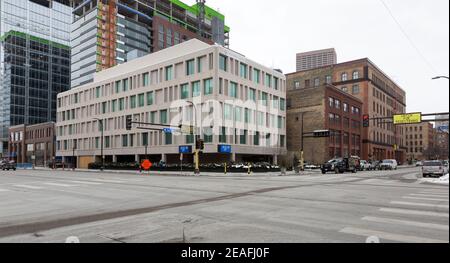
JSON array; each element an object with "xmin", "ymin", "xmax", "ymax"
[
  {"xmin": 180, "ymin": 125, "xmax": 194, "ymax": 135},
  {"xmin": 179, "ymin": 145, "xmax": 193, "ymax": 154},
  {"xmin": 141, "ymin": 159, "xmax": 152, "ymax": 170},
  {"xmin": 393, "ymin": 113, "xmax": 422, "ymax": 125},
  {"xmin": 163, "ymin": 128, "xmax": 175, "ymax": 134},
  {"xmin": 218, "ymin": 144, "xmax": 232, "ymax": 154},
  {"xmin": 313, "ymin": 130, "xmax": 331, "ymax": 138}
]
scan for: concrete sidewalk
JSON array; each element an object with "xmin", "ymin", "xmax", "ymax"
[{"xmin": 33, "ymin": 166, "xmax": 322, "ymax": 177}]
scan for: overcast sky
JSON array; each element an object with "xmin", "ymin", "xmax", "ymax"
[{"xmin": 191, "ymin": 0, "xmax": 449, "ymax": 114}]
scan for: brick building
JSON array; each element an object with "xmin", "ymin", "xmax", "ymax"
[
  {"xmin": 8, "ymin": 122, "xmax": 56, "ymax": 166},
  {"xmin": 403, "ymin": 122, "xmax": 435, "ymax": 161},
  {"xmin": 286, "ymin": 83, "xmax": 363, "ymax": 165},
  {"xmin": 287, "ymin": 58, "xmax": 407, "ymax": 163}
]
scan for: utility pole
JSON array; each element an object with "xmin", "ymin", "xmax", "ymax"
[{"xmin": 299, "ymin": 111, "xmax": 313, "ymax": 171}]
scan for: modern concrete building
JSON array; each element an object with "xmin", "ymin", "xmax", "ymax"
[
  {"xmin": 296, "ymin": 48, "xmax": 337, "ymax": 72},
  {"xmin": 287, "ymin": 58, "xmax": 407, "ymax": 163},
  {"xmin": 403, "ymin": 122, "xmax": 435, "ymax": 161},
  {"xmin": 70, "ymin": 0, "xmax": 230, "ymax": 88},
  {"xmin": 56, "ymin": 39, "xmax": 286, "ymax": 168},
  {"xmin": 285, "ymin": 83, "xmax": 363, "ymax": 165},
  {"xmin": 8, "ymin": 122, "xmax": 56, "ymax": 166},
  {"xmin": 0, "ymin": 0, "xmax": 71, "ymax": 156},
  {"xmin": 434, "ymin": 114, "xmax": 449, "ymax": 160}
]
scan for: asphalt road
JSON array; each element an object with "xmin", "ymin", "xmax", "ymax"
[{"xmin": 0, "ymin": 167, "xmax": 448, "ymax": 243}]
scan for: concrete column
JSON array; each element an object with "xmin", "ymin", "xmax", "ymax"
[
  {"xmin": 231, "ymin": 153, "xmax": 236, "ymax": 163},
  {"xmin": 273, "ymin": 155, "xmax": 278, "ymax": 165},
  {"xmin": 112, "ymin": 155, "xmax": 117, "ymax": 163},
  {"xmin": 161, "ymin": 154, "xmax": 167, "ymax": 162},
  {"xmin": 135, "ymin": 154, "xmax": 139, "ymax": 162}
]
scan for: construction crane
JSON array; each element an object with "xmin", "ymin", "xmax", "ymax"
[{"xmin": 196, "ymin": 0, "xmax": 206, "ymax": 38}]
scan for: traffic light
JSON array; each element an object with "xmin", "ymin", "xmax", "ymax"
[
  {"xmin": 313, "ymin": 130, "xmax": 331, "ymax": 138},
  {"xmin": 363, "ymin": 114, "xmax": 370, "ymax": 127},
  {"xmin": 196, "ymin": 139, "xmax": 204, "ymax": 150},
  {"xmin": 126, "ymin": 115, "xmax": 132, "ymax": 131}
]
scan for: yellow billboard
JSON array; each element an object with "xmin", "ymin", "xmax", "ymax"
[{"xmin": 393, "ymin": 113, "xmax": 422, "ymax": 125}]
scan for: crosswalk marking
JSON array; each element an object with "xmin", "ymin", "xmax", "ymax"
[
  {"xmin": 340, "ymin": 227, "xmax": 447, "ymax": 243},
  {"xmin": 379, "ymin": 208, "xmax": 449, "ymax": 218},
  {"xmin": 403, "ymin": 196, "xmax": 449, "ymax": 202},
  {"xmin": 419, "ymin": 191, "xmax": 449, "ymax": 195},
  {"xmin": 68, "ymin": 180, "xmax": 103, "ymax": 185},
  {"xmin": 390, "ymin": 201, "xmax": 449, "ymax": 209},
  {"xmin": 92, "ymin": 179, "xmax": 125, "ymax": 183},
  {"xmin": 410, "ymin": 193, "xmax": 449, "ymax": 198},
  {"xmin": 13, "ymin": 184, "xmax": 43, "ymax": 190},
  {"xmin": 43, "ymin": 182, "xmax": 77, "ymax": 187},
  {"xmin": 362, "ymin": 216, "xmax": 449, "ymax": 230}
]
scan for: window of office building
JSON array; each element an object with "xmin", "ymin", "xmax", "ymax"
[
  {"xmin": 314, "ymin": 78, "xmax": 320, "ymax": 87},
  {"xmin": 186, "ymin": 59, "xmax": 195, "ymax": 76},
  {"xmin": 181, "ymin": 83, "xmax": 190, "ymax": 99},
  {"xmin": 138, "ymin": 93, "xmax": 145, "ymax": 107},
  {"xmin": 254, "ymin": 69, "xmax": 260, "ymax": 84},
  {"xmin": 353, "ymin": 71, "xmax": 359, "ymax": 79},
  {"xmin": 224, "ymin": 104, "xmax": 233, "ymax": 120},
  {"xmin": 229, "ymin": 82, "xmax": 238, "ymax": 98},
  {"xmin": 341, "ymin": 73, "xmax": 348, "ymax": 81},
  {"xmin": 192, "ymin": 81, "xmax": 201, "ymax": 97},
  {"xmin": 143, "ymin": 73, "xmax": 149, "ymax": 86},
  {"xmin": 160, "ymin": 110, "xmax": 168, "ymax": 124},
  {"xmin": 352, "ymin": 85, "xmax": 360, "ymax": 95},
  {"xmin": 204, "ymin": 79, "xmax": 213, "ymax": 95},
  {"xmin": 235, "ymin": 107, "xmax": 242, "ymax": 122},
  {"xmin": 130, "ymin": 95, "xmax": 137, "ymax": 109},
  {"xmin": 165, "ymin": 66, "xmax": 173, "ymax": 81},
  {"xmin": 119, "ymin": 98, "xmax": 125, "ymax": 111},
  {"xmin": 146, "ymin": 91, "xmax": 154, "ymax": 106},
  {"xmin": 248, "ymin": 88, "xmax": 256, "ymax": 102},
  {"xmin": 219, "ymin": 54, "xmax": 227, "ymax": 71},
  {"xmin": 123, "ymin": 78, "xmax": 129, "ymax": 91},
  {"xmin": 240, "ymin": 63, "xmax": 248, "ymax": 79},
  {"xmin": 326, "ymin": 75, "xmax": 332, "ymax": 84}
]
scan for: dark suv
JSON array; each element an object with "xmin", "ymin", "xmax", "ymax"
[
  {"xmin": 1, "ymin": 160, "xmax": 16, "ymax": 171},
  {"xmin": 321, "ymin": 158, "xmax": 358, "ymax": 174}
]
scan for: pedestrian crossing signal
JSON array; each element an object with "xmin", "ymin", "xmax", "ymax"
[{"xmin": 363, "ymin": 115, "xmax": 370, "ymax": 127}]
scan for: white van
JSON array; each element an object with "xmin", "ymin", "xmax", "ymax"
[{"xmin": 379, "ymin": 159, "xmax": 398, "ymax": 170}]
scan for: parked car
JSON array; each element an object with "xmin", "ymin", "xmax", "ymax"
[
  {"xmin": 1, "ymin": 160, "xmax": 16, "ymax": 171},
  {"xmin": 415, "ymin": 161, "xmax": 423, "ymax": 167},
  {"xmin": 379, "ymin": 159, "xmax": 398, "ymax": 170},
  {"xmin": 368, "ymin": 161, "xmax": 380, "ymax": 171},
  {"xmin": 321, "ymin": 158, "xmax": 342, "ymax": 174},
  {"xmin": 422, "ymin": 160, "xmax": 449, "ymax": 178},
  {"xmin": 359, "ymin": 160, "xmax": 371, "ymax": 171},
  {"xmin": 321, "ymin": 157, "xmax": 358, "ymax": 174}
]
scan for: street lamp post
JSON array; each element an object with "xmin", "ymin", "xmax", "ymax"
[
  {"xmin": 186, "ymin": 101, "xmax": 199, "ymax": 174},
  {"xmin": 94, "ymin": 118, "xmax": 104, "ymax": 171},
  {"xmin": 299, "ymin": 111, "xmax": 313, "ymax": 172}
]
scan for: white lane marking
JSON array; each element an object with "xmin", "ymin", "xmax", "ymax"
[
  {"xmin": 339, "ymin": 227, "xmax": 447, "ymax": 243},
  {"xmin": 410, "ymin": 193, "xmax": 449, "ymax": 198},
  {"xmin": 419, "ymin": 191, "xmax": 449, "ymax": 195},
  {"xmin": 391, "ymin": 201, "xmax": 449, "ymax": 209},
  {"xmin": 362, "ymin": 216, "xmax": 449, "ymax": 230},
  {"xmin": 403, "ymin": 196, "xmax": 449, "ymax": 202},
  {"xmin": 91, "ymin": 179, "xmax": 125, "ymax": 183},
  {"xmin": 0, "ymin": 188, "xmax": 10, "ymax": 192},
  {"xmin": 43, "ymin": 182, "xmax": 77, "ymax": 187},
  {"xmin": 13, "ymin": 184, "xmax": 43, "ymax": 190},
  {"xmin": 68, "ymin": 180, "xmax": 103, "ymax": 185},
  {"xmin": 379, "ymin": 208, "xmax": 449, "ymax": 218}
]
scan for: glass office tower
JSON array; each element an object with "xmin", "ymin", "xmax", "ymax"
[{"xmin": 0, "ymin": 0, "xmax": 71, "ymax": 155}]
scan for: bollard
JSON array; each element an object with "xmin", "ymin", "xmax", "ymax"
[
  {"xmin": 224, "ymin": 163, "xmax": 227, "ymax": 175},
  {"xmin": 247, "ymin": 163, "xmax": 251, "ymax": 175}
]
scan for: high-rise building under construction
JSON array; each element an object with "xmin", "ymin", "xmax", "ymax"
[{"xmin": 71, "ymin": 0, "xmax": 230, "ymax": 88}]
